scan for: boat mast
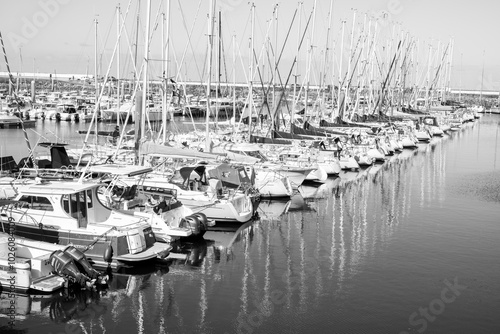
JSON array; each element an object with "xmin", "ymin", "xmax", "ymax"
[
  {"xmin": 140, "ymin": 0, "xmax": 152, "ymax": 142},
  {"xmin": 165, "ymin": 0, "xmax": 171, "ymax": 135},
  {"xmin": 216, "ymin": 9, "xmax": 222, "ymax": 127},
  {"xmin": 424, "ymin": 43, "xmax": 432, "ymax": 111},
  {"xmin": 321, "ymin": 0, "xmax": 334, "ymax": 119},
  {"xmin": 273, "ymin": 4, "xmax": 279, "ymax": 110},
  {"xmin": 94, "ymin": 17, "xmax": 99, "ymax": 146},
  {"xmin": 292, "ymin": 1, "xmax": 303, "ymax": 127},
  {"xmin": 116, "ymin": 4, "xmax": 121, "ymax": 127},
  {"xmin": 205, "ymin": 0, "xmax": 215, "ymax": 152},
  {"xmin": 161, "ymin": 11, "xmax": 166, "ymax": 141},
  {"xmin": 342, "ymin": 9, "xmax": 356, "ymax": 121},
  {"xmin": 248, "ymin": 2, "xmax": 255, "ymax": 134},
  {"xmin": 232, "ymin": 33, "xmax": 236, "ymax": 136},
  {"xmin": 368, "ymin": 20, "xmax": 378, "ymax": 114},
  {"xmin": 445, "ymin": 39, "xmax": 454, "ymax": 103},
  {"xmin": 335, "ymin": 19, "xmax": 345, "ymax": 121},
  {"xmin": 480, "ymin": 50, "xmax": 485, "ymax": 107},
  {"xmin": 303, "ymin": 0, "xmax": 317, "ymax": 121},
  {"xmin": 459, "ymin": 52, "xmax": 462, "ymax": 103},
  {"xmin": 133, "ymin": 9, "xmax": 140, "ymax": 91}
]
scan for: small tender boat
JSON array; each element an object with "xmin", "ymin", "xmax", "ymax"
[{"xmin": 0, "ymin": 232, "xmax": 105, "ymax": 293}]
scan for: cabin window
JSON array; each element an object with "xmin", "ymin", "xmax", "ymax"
[
  {"xmin": 61, "ymin": 191, "xmax": 88, "ymax": 219},
  {"xmin": 18, "ymin": 195, "xmax": 53, "ymax": 211}
]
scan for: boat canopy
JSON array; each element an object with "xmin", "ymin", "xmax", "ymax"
[
  {"xmin": 16, "ymin": 181, "xmax": 98, "ymax": 195},
  {"xmin": 207, "ymin": 163, "xmax": 254, "ymax": 189},
  {"xmin": 37, "ymin": 142, "xmax": 72, "ymax": 168}
]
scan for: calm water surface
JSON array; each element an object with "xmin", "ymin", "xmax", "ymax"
[{"xmin": 1, "ymin": 115, "xmax": 499, "ymax": 334}]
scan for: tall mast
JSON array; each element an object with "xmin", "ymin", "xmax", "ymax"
[
  {"xmin": 161, "ymin": 12, "xmax": 166, "ymax": 140},
  {"xmin": 273, "ymin": 4, "xmax": 279, "ymax": 108},
  {"xmin": 216, "ymin": 9, "xmax": 221, "ymax": 125},
  {"xmin": 94, "ymin": 17, "xmax": 99, "ymax": 145},
  {"xmin": 248, "ymin": 2, "xmax": 255, "ymax": 132},
  {"xmin": 336, "ymin": 20, "xmax": 345, "ymax": 120},
  {"xmin": 459, "ymin": 52, "xmax": 462, "ymax": 103},
  {"xmin": 140, "ymin": 0, "xmax": 152, "ymax": 142},
  {"xmin": 205, "ymin": 0, "xmax": 215, "ymax": 152},
  {"xmin": 445, "ymin": 39, "xmax": 454, "ymax": 102},
  {"xmin": 322, "ymin": 0, "xmax": 334, "ymax": 116},
  {"xmin": 480, "ymin": 50, "xmax": 485, "ymax": 107},
  {"xmin": 133, "ymin": 10, "xmax": 140, "ymax": 90},
  {"xmin": 116, "ymin": 4, "xmax": 121, "ymax": 127},
  {"xmin": 164, "ymin": 0, "xmax": 171, "ymax": 139},
  {"xmin": 304, "ymin": 0, "xmax": 317, "ymax": 120},
  {"xmin": 232, "ymin": 33, "xmax": 236, "ymax": 135},
  {"xmin": 343, "ymin": 9, "xmax": 356, "ymax": 120},
  {"xmin": 218, "ymin": 9, "xmax": 222, "ymax": 97},
  {"xmin": 424, "ymin": 43, "xmax": 432, "ymax": 111},
  {"xmin": 292, "ymin": 1, "xmax": 303, "ymax": 126}
]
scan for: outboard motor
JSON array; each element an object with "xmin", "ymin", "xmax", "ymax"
[
  {"xmin": 50, "ymin": 250, "xmax": 88, "ymax": 286},
  {"xmin": 64, "ymin": 246, "xmax": 100, "ymax": 280},
  {"xmin": 184, "ymin": 215, "xmax": 201, "ymax": 235}
]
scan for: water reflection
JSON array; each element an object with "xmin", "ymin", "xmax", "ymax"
[
  {"xmin": 257, "ymin": 199, "xmax": 291, "ymax": 220},
  {"xmin": 4, "ymin": 117, "xmax": 500, "ymax": 333}
]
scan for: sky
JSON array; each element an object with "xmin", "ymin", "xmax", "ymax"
[{"xmin": 0, "ymin": 0, "xmax": 499, "ymax": 91}]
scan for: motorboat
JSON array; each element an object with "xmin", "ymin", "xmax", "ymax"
[
  {"xmin": 122, "ymin": 163, "xmax": 256, "ymax": 223},
  {"xmin": 54, "ymin": 103, "xmax": 79, "ymax": 122},
  {"xmin": 0, "ymin": 232, "xmax": 105, "ymax": 293},
  {"xmin": 88, "ymin": 164, "xmax": 200, "ymax": 241},
  {"xmin": 0, "ymin": 175, "xmax": 172, "ymax": 270}
]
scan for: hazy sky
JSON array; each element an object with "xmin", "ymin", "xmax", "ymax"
[{"xmin": 1, "ymin": 0, "xmax": 498, "ymax": 90}]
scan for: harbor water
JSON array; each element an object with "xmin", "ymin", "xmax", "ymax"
[{"xmin": 1, "ymin": 115, "xmax": 499, "ymax": 334}]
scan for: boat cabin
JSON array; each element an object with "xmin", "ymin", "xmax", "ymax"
[{"xmin": 12, "ymin": 182, "xmax": 112, "ymax": 229}]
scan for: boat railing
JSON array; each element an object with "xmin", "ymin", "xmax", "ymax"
[{"xmin": 0, "ymin": 204, "xmax": 40, "ymax": 228}]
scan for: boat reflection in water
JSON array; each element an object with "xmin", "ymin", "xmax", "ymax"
[
  {"xmin": 256, "ymin": 199, "xmax": 291, "ymax": 220},
  {"xmin": 4, "ymin": 117, "xmax": 500, "ymax": 334},
  {"xmin": 0, "ymin": 288, "xmax": 110, "ymax": 332}
]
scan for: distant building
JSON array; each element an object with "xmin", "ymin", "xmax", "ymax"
[{"xmin": 449, "ymin": 89, "xmax": 499, "ymax": 97}]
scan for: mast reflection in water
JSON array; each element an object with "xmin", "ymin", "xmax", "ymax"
[{"xmin": 0, "ymin": 116, "xmax": 499, "ymax": 334}]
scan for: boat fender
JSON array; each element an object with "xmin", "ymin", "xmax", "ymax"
[
  {"xmin": 103, "ymin": 244, "xmax": 114, "ymax": 264},
  {"xmin": 185, "ymin": 215, "xmax": 201, "ymax": 235},
  {"xmin": 64, "ymin": 245, "xmax": 100, "ymax": 279}
]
